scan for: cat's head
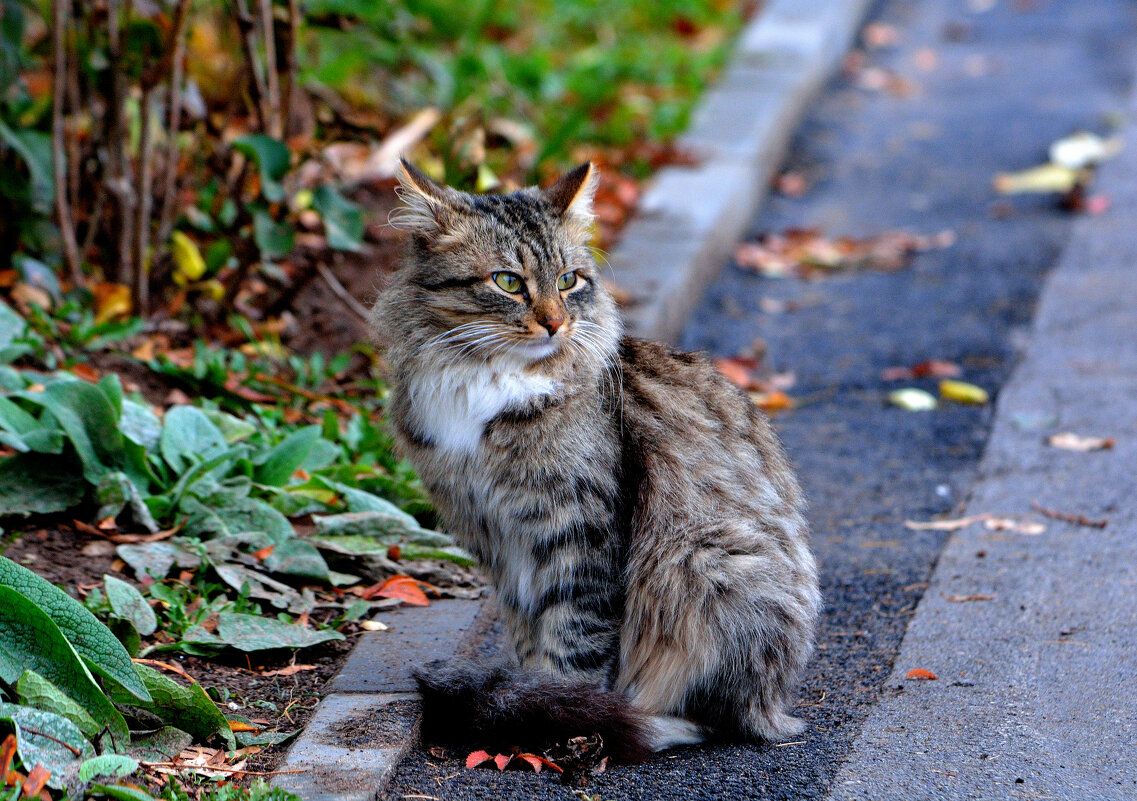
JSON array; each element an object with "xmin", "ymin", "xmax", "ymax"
[{"xmin": 382, "ymin": 160, "xmax": 620, "ymax": 370}]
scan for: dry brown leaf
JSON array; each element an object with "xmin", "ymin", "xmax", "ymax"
[
  {"xmin": 256, "ymin": 663, "xmax": 318, "ymax": 677},
  {"xmin": 904, "ymin": 515, "xmax": 988, "ymax": 531},
  {"xmin": 734, "ymin": 228, "xmax": 953, "ymax": 278},
  {"xmin": 1046, "ymin": 432, "xmax": 1115, "ymax": 452}
]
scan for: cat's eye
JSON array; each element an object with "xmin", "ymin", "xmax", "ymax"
[
  {"xmin": 492, "ymin": 272, "xmax": 524, "ymax": 294},
  {"xmin": 557, "ymin": 271, "xmax": 578, "ymax": 291}
]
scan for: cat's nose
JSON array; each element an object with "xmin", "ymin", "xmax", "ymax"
[{"xmin": 540, "ymin": 316, "xmax": 564, "ymax": 336}]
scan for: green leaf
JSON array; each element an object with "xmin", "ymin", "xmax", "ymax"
[
  {"xmin": 397, "ymin": 543, "xmax": 476, "ymax": 566},
  {"xmin": 103, "ymin": 575, "xmax": 157, "ymax": 636},
  {"xmin": 0, "ymin": 121, "xmax": 53, "ymax": 212},
  {"xmin": 254, "ymin": 426, "xmax": 320, "ymax": 486},
  {"xmin": 79, "ymin": 754, "xmax": 140, "ymax": 783},
  {"xmin": 313, "ymin": 510, "xmax": 452, "ymax": 546},
  {"xmin": 0, "ymin": 702, "xmax": 94, "ymax": 787},
  {"xmin": 232, "ymin": 134, "xmax": 290, "ymax": 202},
  {"xmin": 312, "ymin": 185, "xmax": 364, "ymax": 252},
  {"xmin": 16, "ymin": 670, "xmax": 101, "ymax": 739},
  {"xmin": 116, "ymin": 541, "xmax": 200, "ymax": 582},
  {"xmin": 0, "ymin": 300, "xmax": 28, "ymax": 351},
  {"xmin": 160, "ymin": 406, "xmax": 227, "ymax": 474},
  {"xmin": 120, "ymin": 400, "xmax": 162, "ymax": 450},
  {"xmin": 215, "ymin": 612, "xmax": 344, "ymax": 652},
  {"xmin": 234, "ymin": 728, "xmax": 299, "ymax": 748},
  {"xmin": 90, "ymin": 783, "xmax": 159, "ymax": 801},
  {"xmin": 108, "ymin": 663, "xmax": 232, "ymax": 749},
  {"xmin": 262, "ymin": 538, "xmax": 330, "ymax": 581},
  {"xmin": 183, "ymin": 496, "xmax": 294, "ymax": 542},
  {"xmin": 95, "ymin": 472, "xmax": 158, "ymax": 533},
  {"xmin": 18, "ymin": 380, "xmax": 124, "ymax": 482},
  {"xmin": 0, "ymin": 555, "xmax": 151, "ymax": 703},
  {"xmin": 0, "ymin": 585, "xmax": 130, "ymax": 746},
  {"xmin": 252, "ymin": 208, "xmax": 295, "ymax": 259},
  {"xmin": 211, "ymin": 563, "xmax": 306, "ymax": 612},
  {"xmin": 202, "ymin": 409, "xmax": 256, "ymax": 443},
  {"xmin": 0, "ymin": 453, "xmax": 86, "ymax": 515},
  {"xmin": 125, "ymin": 726, "xmax": 192, "ymax": 762}
]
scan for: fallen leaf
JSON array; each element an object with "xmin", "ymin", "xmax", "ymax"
[
  {"xmin": 228, "ymin": 722, "xmax": 261, "ymax": 733},
  {"xmin": 362, "ymin": 575, "xmax": 431, "ymax": 606},
  {"xmin": 904, "ymin": 514, "xmax": 988, "ymax": 531},
  {"xmin": 715, "ymin": 356, "xmax": 761, "ymax": 389},
  {"xmin": 252, "ymin": 545, "xmax": 275, "ymax": 561},
  {"xmin": 734, "ymin": 228, "xmax": 954, "ymax": 278},
  {"xmin": 906, "ymin": 668, "xmax": 937, "ymax": 680},
  {"xmin": 92, "ymin": 282, "xmax": 132, "ymax": 324},
  {"xmin": 21, "ymin": 764, "xmax": 50, "ymax": 797},
  {"xmin": 465, "ymin": 750, "xmax": 492, "ymax": 769},
  {"xmin": 994, "ymin": 163, "xmax": 1083, "ymax": 195},
  {"xmin": 514, "ymin": 754, "xmax": 563, "ymax": 774},
  {"xmin": 889, "ymin": 388, "xmax": 937, "ymax": 411},
  {"xmin": 750, "ymin": 390, "xmax": 795, "ymax": 413},
  {"xmin": 984, "ymin": 518, "xmax": 1046, "ymax": 535},
  {"xmin": 943, "ymin": 593, "xmax": 996, "ymax": 602},
  {"xmin": 70, "ymin": 363, "xmax": 101, "ymax": 383},
  {"xmin": 862, "ymin": 21, "xmax": 900, "ymax": 48},
  {"xmin": 881, "ymin": 360, "xmax": 961, "ymax": 381},
  {"xmin": 359, "ymin": 620, "xmax": 388, "ymax": 632},
  {"xmin": 1046, "ymin": 432, "xmax": 1114, "ymax": 452},
  {"xmin": 494, "ymin": 754, "xmax": 511, "ymax": 771},
  {"xmin": 939, "ymin": 379, "xmax": 988, "ymax": 405},
  {"xmin": 0, "ymin": 734, "xmax": 15, "ymax": 780}
]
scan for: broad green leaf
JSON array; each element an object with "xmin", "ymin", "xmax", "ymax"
[
  {"xmin": 203, "ymin": 409, "xmax": 256, "ymax": 443},
  {"xmin": 232, "ymin": 134, "xmax": 290, "ymax": 202},
  {"xmin": 0, "ymin": 702, "xmax": 94, "ymax": 787},
  {"xmin": 252, "ymin": 209, "xmax": 295, "ymax": 259},
  {"xmin": 0, "ymin": 121, "xmax": 53, "ymax": 212},
  {"xmin": 313, "ymin": 510, "xmax": 452, "ymax": 546},
  {"xmin": 115, "ymin": 541, "xmax": 200, "ymax": 582},
  {"xmin": 314, "ymin": 477, "xmax": 420, "ymax": 518},
  {"xmin": 90, "ymin": 783, "xmax": 160, "ymax": 801},
  {"xmin": 159, "ymin": 406, "xmax": 226, "ymax": 474},
  {"xmin": 253, "ymin": 426, "xmax": 320, "ymax": 486},
  {"xmin": 0, "ymin": 586, "xmax": 130, "ymax": 746},
  {"xmin": 211, "ymin": 564, "xmax": 307, "ymax": 612},
  {"xmin": 262, "ymin": 538, "xmax": 330, "ymax": 581},
  {"xmin": 0, "ymin": 300, "xmax": 27, "ymax": 350},
  {"xmin": 109, "ymin": 663, "xmax": 232, "ymax": 749},
  {"xmin": 183, "ymin": 495, "xmax": 293, "ymax": 542},
  {"xmin": 0, "ymin": 555, "xmax": 150, "ymax": 703},
  {"xmin": 103, "ymin": 575, "xmax": 157, "ymax": 636},
  {"xmin": 95, "ymin": 472, "xmax": 158, "ymax": 532},
  {"xmin": 235, "ymin": 728, "xmax": 299, "ymax": 748},
  {"xmin": 0, "ymin": 394, "xmax": 37, "ymax": 433},
  {"xmin": 120, "ymin": 400, "xmax": 161, "ymax": 449},
  {"xmin": 18, "ymin": 379, "xmax": 124, "ymax": 482},
  {"xmin": 125, "ymin": 726, "xmax": 192, "ymax": 762},
  {"xmin": 16, "ymin": 670, "xmax": 101, "ymax": 739},
  {"xmin": 215, "ymin": 612, "xmax": 343, "ymax": 652},
  {"xmin": 312, "ymin": 185, "xmax": 364, "ymax": 252},
  {"xmin": 398, "ymin": 544, "xmax": 476, "ymax": 566},
  {"xmin": 79, "ymin": 754, "xmax": 140, "ymax": 782},
  {"xmin": 0, "ymin": 453, "xmax": 85, "ymax": 515}
]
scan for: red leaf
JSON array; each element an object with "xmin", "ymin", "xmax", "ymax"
[
  {"xmin": 363, "ymin": 575, "xmax": 430, "ymax": 606},
  {"xmin": 493, "ymin": 754, "xmax": 511, "ymax": 771},
  {"xmin": 0, "ymin": 735, "xmax": 16, "ymax": 781},
  {"xmin": 21, "ymin": 765, "xmax": 50, "ymax": 797},
  {"xmin": 714, "ymin": 356, "xmax": 762, "ymax": 390},
  {"xmin": 252, "ymin": 545, "xmax": 275, "ymax": 561},
  {"xmin": 906, "ymin": 667, "xmax": 937, "ymax": 680},
  {"xmin": 465, "ymin": 750, "xmax": 492, "ymax": 769},
  {"xmin": 911, "ymin": 360, "xmax": 962, "ymax": 379},
  {"xmin": 516, "ymin": 754, "xmax": 563, "ymax": 774}
]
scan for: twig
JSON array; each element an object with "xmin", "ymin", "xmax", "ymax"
[
  {"xmin": 316, "ymin": 262, "xmax": 371, "ymax": 322},
  {"xmin": 282, "ymin": 0, "xmax": 301, "ymax": 136},
  {"xmin": 157, "ymin": 0, "xmax": 192, "ymax": 248},
  {"xmin": 139, "ymin": 762, "xmax": 308, "ymax": 776},
  {"xmin": 106, "ymin": 0, "xmax": 136, "ymax": 286},
  {"xmin": 22, "ymin": 726, "xmax": 81, "ymax": 756},
  {"xmin": 258, "ymin": 0, "xmax": 282, "ymax": 138},
  {"xmin": 1030, "ymin": 501, "xmax": 1107, "ymax": 529},
  {"xmin": 230, "ymin": 0, "xmax": 268, "ymax": 132},
  {"xmin": 133, "ymin": 86, "xmax": 156, "ymax": 314},
  {"xmin": 51, "ymin": 0, "xmax": 82, "ymax": 285}
]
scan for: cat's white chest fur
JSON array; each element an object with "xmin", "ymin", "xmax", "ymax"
[{"xmin": 406, "ymin": 362, "xmax": 558, "ymax": 455}]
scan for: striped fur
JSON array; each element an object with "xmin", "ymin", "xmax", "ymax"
[{"xmin": 373, "ymin": 161, "xmax": 820, "ymax": 752}]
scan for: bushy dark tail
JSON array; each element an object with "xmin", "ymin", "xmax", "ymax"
[{"xmin": 413, "ymin": 661, "xmax": 658, "ymax": 763}]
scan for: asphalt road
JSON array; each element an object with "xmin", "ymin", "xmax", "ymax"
[{"xmin": 382, "ymin": 0, "xmax": 1137, "ymax": 797}]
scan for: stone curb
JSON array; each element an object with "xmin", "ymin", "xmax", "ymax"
[
  {"xmin": 272, "ymin": 4, "xmax": 875, "ymax": 797},
  {"xmin": 616, "ymin": 0, "xmax": 874, "ymax": 343},
  {"xmin": 272, "ymin": 599, "xmax": 501, "ymax": 801}
]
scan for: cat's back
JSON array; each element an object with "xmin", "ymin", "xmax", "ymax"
[{"xmin": 616, "ymin": 337, "xmax": 803, "ymax": 514}]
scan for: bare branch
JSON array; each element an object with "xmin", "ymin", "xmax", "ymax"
[
  {"xmin": 229, "ymin": 0, "xmax": 269, "ymax": 132},
  {"xmin": 258, "ymin": 0, "xmax": 282, "ymax": 138},
  {"xmin": 157, "ymin": 0, "xmax": 193, "ymax": 248},
  {"xmin": 133, "ymin": 86, "xmax": 156, "ymax": 315}
]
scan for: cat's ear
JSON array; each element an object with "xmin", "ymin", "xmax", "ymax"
[
  {"xmin": 544, "ymin": 162, "xmax": 598, "ymax": 229},
  {"xmin": 393, "ymin": 159, "xmax": 461, "ymax": 235}
]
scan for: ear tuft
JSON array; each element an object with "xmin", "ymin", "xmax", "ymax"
[
  {"xmin": 544, "ymin": 162, "xmax": 597, "ymax": 226},
  {"xmin": 391, "ymin": 159, "xmax": 449, "ymax": 233}
]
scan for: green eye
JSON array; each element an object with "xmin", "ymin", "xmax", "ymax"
[
  {"xmin": 493, "ymin": 272, "xmax": 523, "ymax": 293},
  {"xmin": 557, "ymin": 271, "xmax": 578, "ymax": 291}
]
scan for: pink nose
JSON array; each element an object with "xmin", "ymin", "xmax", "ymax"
[{"xmin": 541, "ymin": 317, "xmax": 564, "ymax": 335}]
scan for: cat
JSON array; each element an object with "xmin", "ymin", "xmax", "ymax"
[{"xmin": 371, "ymin": 159, "xmax": 821, "ymax": 758}]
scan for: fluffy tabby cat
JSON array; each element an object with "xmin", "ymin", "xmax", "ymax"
[{"xmin": 372, "ymin": 160, "xmax": 820, "ymax": 757}]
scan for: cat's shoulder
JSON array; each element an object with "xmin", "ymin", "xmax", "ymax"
[{"xmin": 618, "ymin": 336, "xmax": 729, "ymax": 387}]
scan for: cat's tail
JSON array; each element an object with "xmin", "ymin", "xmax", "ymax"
[{"xmin": 413, "ymin": 661, "xmax": 704, "ymax": 762}]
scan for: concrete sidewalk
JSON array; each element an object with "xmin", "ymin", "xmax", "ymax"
[{"xmin": 827, "ymin": 88, "xmax": 1137, "ymax": 800}]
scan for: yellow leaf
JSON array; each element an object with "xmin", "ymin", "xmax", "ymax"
[
  {"xmin": 939, "ymin": 379, "xmax": 988, "ymax": 405},
  {"xmin": 93, "ymin": 283, "xmax": 132, "ymax": 324},
  {"xmin": 993, "ymin": 163, "xmax": 1081, "ymax": 195},
  {"xmin": 171, "ymin": 231, "xmax": 207, "ymax": 283}
]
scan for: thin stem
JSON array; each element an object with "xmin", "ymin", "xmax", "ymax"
[
  {"xmin": 132, "ymin": 86, "xmax": 156, "ymax": 315},
  {"xmin": 51, "ymin": 0, "xmax": 82, "ymax": 285},
  {"xmin": 157, "ymin": 0, "xmax": 192, "ymax": 248},
  {"xmin": 230, "ymin": 0, "xmax": 269, "ymax": 132},
  {"xmin": 258, "ymin": 0, "xmax": 282, "ymax": 138}
]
